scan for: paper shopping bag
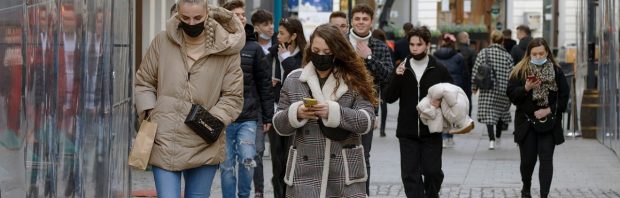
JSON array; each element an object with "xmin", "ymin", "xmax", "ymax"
[{"xmin": 128, "ymin": 119, "xmax": 157, "ymax": 170}]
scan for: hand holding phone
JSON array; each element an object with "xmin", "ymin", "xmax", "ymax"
[
  {"xmin": 527, "ymin": 75, "xmax": 538, "ymax": 82},
  {"xmin": 303, "ymin": 98, "xmax": 318, "ymax": 107}
]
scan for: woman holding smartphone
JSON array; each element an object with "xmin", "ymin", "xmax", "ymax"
[
  {"xmin": 272, "ymin": 24, "xmax": 377, "ymax": 197},
  {"xmin": 507, "ymin": 38, "xmax": 569, "ymax": 198}
]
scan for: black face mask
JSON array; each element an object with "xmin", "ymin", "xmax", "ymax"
[
  {"xmin": 411, "ymin": 51, "xmax": 427, "ymax": 60},
  {"xmin": 310, "ymin": 52, "xmax": 335, "ymax": 71},
  {"xmin": 179, "ymin": 21, "xmax": 205, "ymax": 37}
]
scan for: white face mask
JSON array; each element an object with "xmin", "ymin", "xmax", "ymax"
[
  {"xmin": 258, "ymin": 33, "xmax": 271, "ymax": 40},
  {"xmin": 530, "ymin": 57, "xmax": 548, "ymax": 65}
]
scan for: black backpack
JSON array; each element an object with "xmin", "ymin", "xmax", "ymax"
[{"xmin": 474, "ymin": 52, "xmax": 496, "ymax": 90}]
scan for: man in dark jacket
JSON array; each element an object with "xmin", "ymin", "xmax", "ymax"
[
  {"xmin": 457, "ymin": 31, "xmax": 475, "ymax": 115},
  {"xmin": 511, "ymin": 25, "xmax": 533, "ymax": 64},
  {"xmin": 348, "ymin": 4, "xmax": 394, "ymax": 195},
  {"xmin": 502, "ymin": 29, "xmax": 517, "ymax": 52},
  {"xmin": 223, "ymin": 2, "xmax": 274, "ymax": 198},
  {"xmin": 394, "ymin": 22, "xmax": 414, "ymax": 65},
  {"xmin": 250, "ymin": 9, "xmax": 280, "ymax": 198}
]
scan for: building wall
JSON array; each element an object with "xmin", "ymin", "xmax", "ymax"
[
  {"xmin": 0, "ymin": 0, "xmax": 134, "ymax": 197},
  {"xmin": 559, "ymin": 0, "xmax": 578, "ymax": 46},
  {"xmin": 411, "ymin": 0, "xmax": 439, "ymax": 30},
  {"xmin": 141, "ymin": 0, "xmax": 176, "ymax": 59},
  {"xmin": 507, "ymin": 0, "xmax": 543, "ymax": 38}
]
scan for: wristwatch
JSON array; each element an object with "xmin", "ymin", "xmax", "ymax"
[{"xmin": 366, "ymin": 55, "xmax": 372, "ymax": 60}]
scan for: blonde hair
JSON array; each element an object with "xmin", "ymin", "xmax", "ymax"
[
  {"xmin": 509, "ymin": 38, "xmax": 560, "ymax": 80},
  {"xmin": 176, "ymin": 0, "xmax": 209, "ymax": 12},
  {"xmin": 490, "ymin": 30, "xmax": 503, "ymax": 44}
]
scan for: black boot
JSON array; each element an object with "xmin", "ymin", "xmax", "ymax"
[
  {"xmin": 521, "ymin": 182, "xmax": 531, "ymax": 198},
  {"xmin": 540, "ymin": 191, "xmax": 549, "ymax": 198}
]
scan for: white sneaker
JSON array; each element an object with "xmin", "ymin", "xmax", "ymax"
[
  {"xmin": 489, "ymin": 140, "xmax": 495, "ymax": 150},
  {"xmin": 442, "ymin": 139, "xmax": 448, "ymax": 148}
]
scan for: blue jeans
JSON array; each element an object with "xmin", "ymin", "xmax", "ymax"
[
  {"xmin": 442, "ymin": 132, "xmax": 453, "ymax": 139},
  {"xmin": 152, "ymin": 165, "xmax": 218, "ymax": 198},
  {"xmin": 221, "ymin": 121, "xmax": 257, "ymax": 198}
]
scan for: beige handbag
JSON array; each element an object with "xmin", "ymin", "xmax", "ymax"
[{"xmin": 128, "ymin": 116, "xmax": 157, "ymax": 170}]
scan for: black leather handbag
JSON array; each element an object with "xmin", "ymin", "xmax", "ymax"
[
  {"xmin": 184, "ymin": 104, "xmax": 225, "ymax": 144},
  {"xmin": 318, "ymin": 119, "xmax": 351, "ymax": 141},
  {"xmin": 525, "ymin": 94, "xmax": 559, "ymax": 134}
]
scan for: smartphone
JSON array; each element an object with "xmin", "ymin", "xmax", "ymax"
[
  {"xmin": 283, "ymin": 42, "xmax": 291, "ymax": 49},
  {"xmin": 527, "ymin": 75, "xmax": 538, "ymax": 82},
  {"xmin": 303, "ymin": 98, "xmax": 317, "ymax": 107}
]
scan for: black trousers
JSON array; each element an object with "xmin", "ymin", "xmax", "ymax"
[
  {"xmin": 380, "ymin": 101, "xmax": 388, "ymax": 135},
  {"xmin": 518, "ymin": 129, "xmax": 555, "ymax": 196},
  {"xmin": 399, "ymin": 135, "xmax": 444, "ymax": 198},
  {"xmin": 486, "ymin": 120, "xmax": 504, "ymax": 141},
  {"xmin": 268, "ymin": 129, "xmax": 293, "ymax": 198},
  {"xmin": 361, "ymin": 130, "xmax": 374, "ymax": 195}
]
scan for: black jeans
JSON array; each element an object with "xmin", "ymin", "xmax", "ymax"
[
  {"xmin": 361, "ymin": 130, "xmax": 373, "ymax": 195},
  {"xmin": 268, "ymin": 129, "xmax": 293, "ymax": 198},
  {"xmin": 518, "ymin": 129, "xmax": 555, "ymax": 196},
  {"xmin": 380, "ymin": 101, "xmax": 387, "ymax": 135},
  {"xmin": 486, "ymin": 120, "xmax": 503, "ymax": 141},
  {"xmin": 399, "ymin": 135, "xmax": 444, "ymax": 198}
]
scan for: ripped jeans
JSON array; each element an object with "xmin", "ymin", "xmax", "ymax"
[{"xmin": 221, "ymin": 121, "xmax": 257, "ymax": 198}]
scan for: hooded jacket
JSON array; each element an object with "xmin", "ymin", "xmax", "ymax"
[
  {"xmin": 236, "ymin": 24, "xmax": 274, "ymax": 123},
  {"xmin": 433, "ymin": 47, "xmax": 467, "ymax": 90},
  {"xmin": 134, "ymin": 6, "xmax": 245, "ymax": 171}
]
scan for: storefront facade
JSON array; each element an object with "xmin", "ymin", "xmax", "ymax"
[
  {"xmin": 577, "ymin": 0, "xmax": 620, "ymax": 158},
  {"xmin": 0, "ymin": 0, "xmax": 134, "ymax": 197}
]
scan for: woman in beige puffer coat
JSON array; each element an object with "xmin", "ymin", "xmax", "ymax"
[{"xmin": 134, "ymin": 1, "xmax": 244, "ymax": 197}]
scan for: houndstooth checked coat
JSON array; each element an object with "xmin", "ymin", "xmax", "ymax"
[
  {"xmin": 471, "ymin": 44, "xmax": 513, "ymax": 125},
  {"xmin": 272, "ymin": 63, "xmax": 375, "ymax": 198}
]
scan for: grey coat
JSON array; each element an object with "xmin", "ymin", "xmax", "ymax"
[{"xmin": 272, "ymin": 63, "xmax": 375, "ymax": 198}]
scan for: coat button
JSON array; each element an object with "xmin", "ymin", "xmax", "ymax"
[
  {"xmin": 302, "ymin": 156, "xmax": 308, "ymax": 161},
  {"xmin": 330, "ymin": 154, "xmax": 336, "ymax": 159}
]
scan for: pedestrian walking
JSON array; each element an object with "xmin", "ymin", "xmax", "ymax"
[
  {"xmin": 385, "ymin": 26, "xmax": 452, "ymax": 198},
  {"xmin": 456, "ymin": 31, "xmax": 476, "ymax": 115},
  {"xmin": 272, "ymin": 24, "xmax": 377, "ymax": 198},
  {"xmin": 371, "ymin": 29, "xmax": 393, "ymax": 137},
  {"xmin": 329, "ymin": 11, "xmax": 349, "ymax": 36},
  {"xmin": 471, "ymin": 31, "xmax": 513, "ymax": 150},
  {"xmin": 134, "ymin": 0, "xmax": 245, "ymax": 197},
  {"xmin": 511, "ymin": 25, "xmax": 533, "ymax": 64},
  {"xmin": 502, "ymin": 29, "xmax": 517, "ymax": 53},
  {"xmin": 433, "ymin": 32, "xmax": 468, "ymax": 147},
  {"xmin": 249, "ymin": 9, "xmax": 276, "ymax": 198},
  {"xmin": 221, "ymin": 1, "xmax": 274, "ymax": 198},
  {"xmin": 267, "ymin": 17, "xmax": 306, "ymax": 198},
  {"xmin": 348, "ymin": 5, "xmax": 394, "ymax": 194},
  {"xmin": 507, "ymin": 38, "xmax": 569, "ymax": 198}
]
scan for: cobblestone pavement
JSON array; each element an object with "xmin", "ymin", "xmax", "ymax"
[
  {"xmin": 369, "ymin": 183, "xmax": 620, "ymax": 197},
  {"xmin": 132, "ymin": 96, "xmax": 620, "ymax": 198}
]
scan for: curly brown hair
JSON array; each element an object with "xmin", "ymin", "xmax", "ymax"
[{"xmin": 302, "ymin": 24, "xmax": 378, "ymax": 106}]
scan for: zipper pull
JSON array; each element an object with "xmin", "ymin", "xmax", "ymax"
[{"xmin": 188, "ymin": 72, "xmax": 190, "ymax": 80}]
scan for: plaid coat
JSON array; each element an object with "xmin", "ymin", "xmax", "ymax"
[
  {"xmin": 471, "ymin": 44, "xmax": 513, "ymax": 125},
  {"xmin": 272, "ymin": 63, "xmax": 375, "ymax": 198}
]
